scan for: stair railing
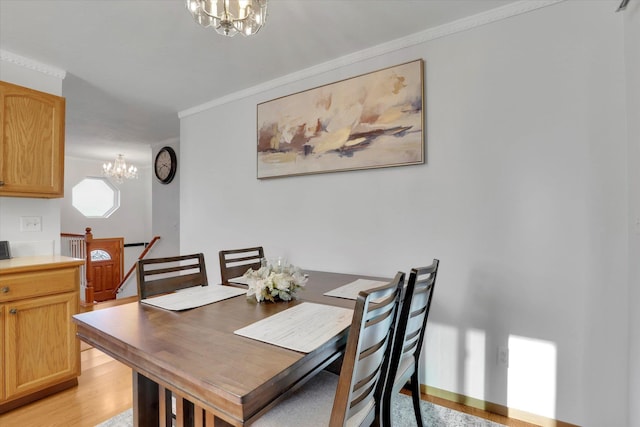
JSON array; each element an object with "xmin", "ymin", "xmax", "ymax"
[
  {"xmin": 60, "ymin": 229, "xmax": 89, "ymax": 303},
  {"xmin": 112, "ymin": 236, "xmax": 161, "ymax": 296}
]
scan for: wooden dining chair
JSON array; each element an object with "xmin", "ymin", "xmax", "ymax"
[
  {"xmin": 136, "ymin": 253, "xmax": 208, "ymax": 299},
  {"xmin": 218, "ymin": 246, "xmax": 264, "ymax": 285},
  {"xmin": 136, "ymin": 253, "xmax": 209, "ymax": 426},
  {"xmin": 382, "ymin": 259, "xmax": 440, "ymax": 427},
  {"xmin": 251, "ymin": 271, "xmax": 405, "ymax": 427}
]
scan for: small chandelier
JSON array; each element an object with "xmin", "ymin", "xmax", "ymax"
[
  {"xmin": 185, "ymin": 0, "xmax": 268, "ymax": 37},
  {"xmin": 103, "ymin": 154, "xmax": 138, "ymax": 183}
]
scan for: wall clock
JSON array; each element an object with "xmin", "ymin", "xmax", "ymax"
[{"xmin": 154, "ymin": 146, "xmax": 177, "ymax": 184}]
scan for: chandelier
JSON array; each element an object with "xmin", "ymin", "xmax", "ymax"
[
  {"xmin": 103, "ymin": 154, "xmax": 138, "ymax": 183},
  {"xmin": 185, "ymin": 0, "xmax": 268, "ymax": 37}
]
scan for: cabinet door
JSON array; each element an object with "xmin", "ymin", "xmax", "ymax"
[
  {"xmin": 0, "ymin": 304, "xmax": 4, "ymax": 402},
  {"xmin": 4, "ymin": 292, "xmax": 79, "ymax": 400},
  {"xmin": 0, "ymin": 81, "xmax": 65, "ymax": 198}
]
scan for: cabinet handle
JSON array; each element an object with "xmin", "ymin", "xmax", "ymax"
[
  {"xmin": 9, "ymin": 308, "xmax": 17, "ymax": 315},
  {"xmin": 0, "ymin": 180, "xmax": 4, "ymax": 186},
  {"xmin": 1, "ymin": 286, "xmax": 9, "ymax": 293}
]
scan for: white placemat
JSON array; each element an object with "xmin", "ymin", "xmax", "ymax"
[
  {"xmin": 141, "ymin": 285, "xmax": 246, "ymax": 311},
  {"xmin": 323, "ymin": 279, "xmax": 389, "ymax": 303},
  {"xmin": 234, "ymin": 302, "xmax": 353, "ymax": 353}
]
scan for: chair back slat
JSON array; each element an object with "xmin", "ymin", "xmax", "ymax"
[
  {"xmin": 137, "ymin": 253, "xmax": 208, "ymax": 299},
  {"xmin": 330, "ymin": 271, "xmax": 404, "ymax": 427},
  {"xmin": 143, "ymin": 264, "xmax": 203, "ymax": 276},
  {"xmin": 219, "ymin": 246, "xmax": 264, "ymax": 285}
]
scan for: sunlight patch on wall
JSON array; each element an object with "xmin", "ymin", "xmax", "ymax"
[{"xmin": 507, "ymin": 335, "xmax": 557, "ymax": 418}]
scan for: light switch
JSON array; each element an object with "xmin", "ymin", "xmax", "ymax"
[{"xmin": 20, "ymin": 216, "xmax": 42, "ymax": 232}]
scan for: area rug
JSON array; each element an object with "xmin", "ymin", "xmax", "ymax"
[{"xmin": 96, "ymin": 394, "xmax": 506, "ymax": 427}]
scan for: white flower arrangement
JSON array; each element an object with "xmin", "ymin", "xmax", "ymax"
[{"xmin": 243, "ymin": 263, "xmax": 307, "ymax": 303}]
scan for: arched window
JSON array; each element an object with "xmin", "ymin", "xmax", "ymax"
[{"xmin": 90, "ymin": 249, "xmax": 112, "ymax": 261}]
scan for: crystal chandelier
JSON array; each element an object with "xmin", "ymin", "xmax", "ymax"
[
  {"xmin": 185, "ymin": 0, "xmax": 268, "ymax": 37},
  {"xmin": 103, "ymin": 154, "xmax": 138, "ymax": 183}
]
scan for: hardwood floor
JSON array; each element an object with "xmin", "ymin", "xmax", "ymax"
[
  {"xmin": 0, "ymin": 297, "xmax": 537, "ymax": 426},
  {"xmin": 0, "ymin": 348, "xmax": 536, "ymax": 427},
  {"xmin": 0, "ymin": 298, "xmax": 135, "ymax": 427},
  {"xmin": 415, "ymin": 391, "xmax": 538, "ymax": 427},
  {"xmin": 0, "ymin": 347, "xmax": 132, "ymax": 426},
  {"xmin": 0, "ymin": 357, "xmax": 538, "ymax": 427}
]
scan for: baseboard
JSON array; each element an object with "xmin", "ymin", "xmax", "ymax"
[
  {"xmin": 0, "ymin": 378, "xmax": 78, "ymax": 414},
  {"xmin": 422, "ymin": 384, "xmax": 580, "ymax": 427}
]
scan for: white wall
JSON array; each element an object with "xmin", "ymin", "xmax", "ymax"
[
  {"xmin": 0, "ymin": 57, "xmax": 64, "ymax": 256},
  {"xmin": 179, "ymin": 2, "xmax": 629, "ymax": 425},
  {"xmin": 625, "ymin": 1, "xmax": 640, "ymax": 426},
  {"xmin": 61, "ymin": 156, "xmax": 152, "ymax": 296}
]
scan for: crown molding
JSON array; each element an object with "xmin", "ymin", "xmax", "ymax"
[
  {"xmin": 0, "ymin": 49, "xmax": 67, "ymax": 80},
  {"xmin": 179, "ymin": 0, "xmax": 564, "ymax": 119}
]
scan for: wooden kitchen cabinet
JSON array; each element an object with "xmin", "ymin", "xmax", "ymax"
[
  {"xmin": 0, "ymin": 305, "xmax": 4, "ymax": 403},
  {"xmin": 0, "ymin": 80, "xmax": 65, "ymax": 198},
  {"xmin": 0, "ymin": 256, "xmax": 83, "ymax": 413}
]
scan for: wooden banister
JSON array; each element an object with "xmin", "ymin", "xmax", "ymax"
[
  {"xmin": 84, "ymin": 227, "xmax": 95, "ymax": 304},
  {"xmin": 112, "ymin": 235, "xmax": 161, "ymax": 295},
  {"xmin": 60, "ymin": 232, "xmax": 85, "ymax": 238},
  {"xmin": 61, "ymin": 229, "xmax": 91, "ymax": 305},
  {"xmin": 85, "ymin": 227, "xmax": 94, "ymax": 241}
]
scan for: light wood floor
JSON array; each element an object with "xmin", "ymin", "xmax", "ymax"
[
  {"xmin": 0, "ymin": 347, "xmax": 132, "ymax": 426},
  {"xmin": 0, "ymin": 297, "xmax": 538, "ymax": 427},
  {"xmin": 0, "ymin": 348, "xmax": 536, "ymax": 427},
  {"xmin": 418, "ymin": 393, "xmax": 538, "ymax": 427}
]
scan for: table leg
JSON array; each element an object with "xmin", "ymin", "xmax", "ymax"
[
  {"xmin": 193, "ymin": 403, "xmax": 234, "ymax": 427},
  {"xmin": 133, "ymin": 371, "xmax": 160, "ymax": 427},
  {"xmin": 133, "ymin": 371, "xmax": 234, "ymax": 427}
]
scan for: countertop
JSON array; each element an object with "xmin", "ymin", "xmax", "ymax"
[{"xmin": 0, "ymin": 255, "xmax": 84, "ymax": 274}]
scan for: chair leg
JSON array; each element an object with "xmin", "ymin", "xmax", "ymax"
[
  {"xmin": 381, "ymin": 385, "xmax": 393, "ymax": 427},
  {"xmin": 409, "ymin": 370, "xmax": 424, "ymax": 427}
]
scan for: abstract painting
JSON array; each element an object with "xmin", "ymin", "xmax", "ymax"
[{"xmin": 257, "ymin": 59, "xmax": 424, "ymax": 179}]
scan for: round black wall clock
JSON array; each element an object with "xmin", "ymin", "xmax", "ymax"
[{"xmin": 154, "ymin": 146, "xmax": 177, "ymax": 184}]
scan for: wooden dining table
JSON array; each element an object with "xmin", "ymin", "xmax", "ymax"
[{"xmin": 72, "ymin": 270, "xmax": 389, "ymax": 427}]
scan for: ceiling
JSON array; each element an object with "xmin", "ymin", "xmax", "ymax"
[{"xmin": 0, "ymin": 0, "xmax": 517, "ymax": 166}]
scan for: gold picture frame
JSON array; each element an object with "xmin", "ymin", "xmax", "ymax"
[{"xmin": 257, "ymin": 59, "xmax": 424, "ymax": 179}]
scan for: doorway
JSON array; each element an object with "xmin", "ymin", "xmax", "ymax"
[{"xmin": 87, "ymin": 237, "xmax": 124, "ymax": 302}]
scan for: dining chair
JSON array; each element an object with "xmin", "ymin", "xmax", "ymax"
[
  {"xmin": 382, "ymin": 259, "xmax": 440, "ymax": 427},
  {"xmin": 136, "ymin": 253, "xmax": 210, "ymax": 424},
  {"xmin": 218, "ymin": 246, "xmax": 264, "ymax": 285},
  {"xmin": 136, "ymin": 253, "xmax": 208, "ymax": 299},
  {"xmin": 251, "ymin": 271, "xmax": 405, "ymax": 427}
]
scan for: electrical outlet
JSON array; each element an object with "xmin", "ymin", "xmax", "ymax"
[
  {"xmin": 20, "ymin": 216, "xmax": 42, "ymax": 232},
  {"xmin": 498, "ymin": 346, "xmax": 509, "ymax": 367}
]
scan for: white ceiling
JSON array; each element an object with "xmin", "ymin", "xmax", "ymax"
[{"xmin": 0, "ymin": 0, "xmax": 517, "ymax": 166}]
